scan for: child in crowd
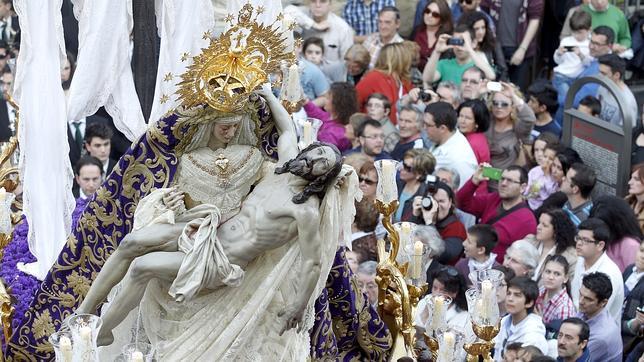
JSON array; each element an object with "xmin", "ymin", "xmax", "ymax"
[
  {"xmin": 535, "ymin": 255, "xmax": 576, "ymax": 326},
  {"xmin": 552, "ymin": 10, "xmax": 592, "ymax": 114},
  {"xmin": 525, "ymin": 133, "xmax": 560, "ymax": 210},
  {"xmin": 455, "ymin": 224, "xmax": 500, "ymax": 285},
  {"xmin": 577, "ymin": 95, "xmax": 601, "ymax": 118},
  {"xmin": 502, "ymin": 342, "xmax": 523, "ymax": 362},
  {"xmin": 494, "ymin": 277, "xmax": 548, "ymax": 361},
  {"xmin": 364, "ymin": 93, "xmax": 399, "ymax": 153},
  {"xmin": 302, "ymin": 37, "xmax": 346, "ymax": 83}
]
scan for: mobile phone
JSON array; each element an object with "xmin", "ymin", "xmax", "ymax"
[
  {"xmin": 564, "ymin": 46, "xmax": 575, "ymax": 52},
  {"xmin": 447, "ymin": 37, "xmax": 464, "ymax": 46},
  {"xmin": 637, "ymin": 305, "xmax": 644, "ymax": 313},
  {"xmin": 482, "ymin": 166, "xmax": 503, "ymax": 181},
  {"xmin": 487, "ymin": 81, "xmax": 502, "ymax": 93}
]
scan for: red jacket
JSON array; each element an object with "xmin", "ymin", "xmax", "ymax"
[
  {"xmin": 456, "ymin": 179, "xmax": 537, "ymax": 262},
  {"xmin": 356, "ymin": 70, "xmax": 412, "ymax": 125}
]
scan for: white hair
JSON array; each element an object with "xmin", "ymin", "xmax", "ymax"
[
  {"xmin": 505, "ymin": 239, "xmax": 539, "ymax": 276},
  {"xmin": 414, "ymin": 225, "xmax": 445, "ymax": 258}
]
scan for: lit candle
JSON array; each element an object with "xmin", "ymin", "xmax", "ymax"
[
  {"xmin": 131, "ymin": 351, "xmax": 144, "ymax": 362},
  {"xmin": 481, "ymin": 280, "xmax": 493, "ymax": 321},
  {"xmin": 431, "ymin": 296, "xmax": 445, "ymax": 330},
  {"xmin": 59, "ymin": 336, "xmax": 72, "ymax": 362},
  {"xmin": 79, "ymin": 326, "xmax": 91, "ymax": 343},
  {"xmin": 380, "ymin": 160, "xmax": 396, "ymax": 202},
  {"xmin": 285, "ymin": 63, "xmax": 301, "ymax": 103},
  {"xmin": 400, "ymin": 222, "xmax": 412, "ymax": 247},
  {"xmin": 411, "ymin": 240, "xmax": 423, "ymax": 279},
  {"xmin": 302, "ymin": 120, "xmax": 312, "ymax": 145},
  {"xmin": 443, "ymin": 331, "xmax": 455, "ymax": 359}
]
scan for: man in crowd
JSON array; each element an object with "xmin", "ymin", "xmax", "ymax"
[
  {"xmin": 346, "ymin": 118, "xmax": 392, "ymax": 161},
  {"xmin": 424, "ymin": 101, "xmax": 476, "ymax": 189},
  {"xmin": 526, "ymin": 80, "xmax": 562, "ymax": 139},
  {"xmin": 571, "ymin": 218, "xmax": 624, "ymax": 321},
  {"xmin": 73, "ymin": 155, "xmax": 104, "ymax": 200},
  {"xmin": 286, "ymin": 0, "xmax": 354, "ymax": 62},
  {"xmin": 561, "ymin": 163, "xmax": 596, "ymax": 226},
  {"xmin": 423, "ymin": 24, "xmax": 495, "ymax": 87},
  {"xmin": 457, "ymin": 164, "xmax": 537, "ymax": 262},
  {"xmin": 362, "ymin": 6, "xmax": 403, "ymax": 68},
  {"xmin": 573, "ymin": 26, "xmax": 615, "ymax": 105},
  {"xmin": 390, "ymin": 105, "xmax": 425, "ymax": 161},
  {"xmin": 597, "ymin": 53, "xmax": 639, "ymax": 127},
  {"xmin": 84, "ymin": 122, "xmax": 117, "ymax": 176},
  {"xmin": 460, "ymin": 66, "xmax": 486, "ymax": 101},
  {"xmin": 0, "ymin": 0, "xmax": 19, "ymax": 45},
  {"xmin": 343, "ymin": 0, "xmax": 395, "ymax": 43},
  {"xmin": 556, "ymin": 317, "xmax": 591, "ymax": 362},
  {"xmin": 580, "ymin": 0, "xmax": 631, "ymax": 54},
  {"xmin": 576, "ymin": 272, "xmax": 623, "ymax": 361}
]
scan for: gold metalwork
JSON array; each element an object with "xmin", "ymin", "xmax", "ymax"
[
  {"xmin": 463, "ymin": 321, "xmax": 501, "ymax": 362},
  {"xmin": 423, "ymin": 333, "xmax": 439, "ymax": 361},
  {"xmin": 163, "ymin": 72, "xmax": 173, "ymax": 82},
  {"xmin": 159, "ymin": 94, "xmax": 170, "ymax": 104},
  {"xmin": 176, "ymin": 3, "xmax": 296, "ymax": 114},
  {"xmin": 280, "ymin": 99, "xmax": 306, "ymax": 114},
  {"xmin": 374, "ymin": 199, "xmax": 427, "ymax": 360}
]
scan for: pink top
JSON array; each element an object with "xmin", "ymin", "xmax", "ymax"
[
  {"xmin": 525, "ymin": 166, "xmax": 559, "ymax": 210},
  {"xmin": 303, "ymin": 102, "xmax": 352, "ymax": 152},
  {"xmin": 465, "ymin": 132, "xmax": 491, "ymax": 164},
  {"xmin": 606, "ymin": 236, "xmax": 640, "ymax": 272}
]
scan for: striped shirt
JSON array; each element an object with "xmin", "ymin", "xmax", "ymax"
[
  {"xmin": 342, "ymin": 0, "xmax": 395, "ymax": 36},
  {"xmin": 536, "ymin": 287, "xmax": 576, "ymax": 325},
  {"xmin": 562, "ymin": 200, "xmax": 593, "ymax": 226}
]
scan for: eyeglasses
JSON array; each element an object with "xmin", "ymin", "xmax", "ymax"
[
  {"xmin": 424, "ymin": 122, "xmax": 437, "ymax": 129},
  {"xmin": 492, "ymin": 100, "xmax": 511, "ymax": 108},
  {"xmin": 362, "ymin": 134, "xmax": 385, "ymax": 140},
  {"xmin": 574, "ymin": 235, "xmax": 598, "ymax": 244},
  {"xmin": 590, "ymin": 40, "xmax": 608, "ymax": 47},
  {"xmin": 423, "ymin": 9, "xmax": 441, "ymax": 18},
  {"xmin": 461, "ymin": 78, "xmax": 480, "ymax": 85},
  {"xmin": 358, "ymin": 176, "xmax": 377, "ymax": 185},
  {"xmin": 460, "ymin": 0, "xmax": 473, "ymax": 4},
  {"xmin": 499, "ymin": 176, "xmax": 521, "ymax": 184}
]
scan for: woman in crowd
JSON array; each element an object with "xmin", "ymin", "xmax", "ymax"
[
  {"xmin": 415, "ymin": 225, "xmax": 446, "ymax": 288},
  {"xmin": 412, "ymin": 0, "xmax": 453, "ymax": 70},
  {"xmin": 627, "ymin": 163, "xmax": 644, "ymax": 234},
  {"xmin": 343, "ymin": 44, "xmax": 370, "ymax": 86},
  {"xmin": 457, "ymin": 99, "xmax": 491, "ymax": 164},
  {"xmin": 358, "ymin": 161, "xmax": 378, "ymax": 200},
  {"xmin": 591, "ymin": 195, "xmax": 643, "ymax": 272},
  {"xmin": 534, "ymin": 255, "xmax": 576, "ymax": 325},
  {"xmin": 525, "ymin": 133, "xmax": 560, "ymax": 210},
  {"xmin": 503, "ymin": 238, "xmax": 539, "ymax": 279},
  {"xmin": 532, "ymin": 209, "xmax": 577, "ymax": 282},
  {"xmin": 356, "ymin": 43, "xmax": 413, "ymax": 125},
  {"xmin": 492, "ymin": 265, "xmax": 516, "ymax": 317},
  {"xmin": 485, "ymin": 83, "xmax": 535, "ymax": 171},
  {"xmin": 622, "ymin": 240, "xmax": 644, "ymax": 357},
  {"xmin": 412, "ymin": 181, "xmax": 466, "ymax": 265},
  {"xmin": 459, "ymin": 11, "xmax": 508, "ymax": 81},
  {"xmin": 61, "ymin": 51, "xmax": 76, "ymax": 92},
  {"xmin": 304, "ymin": 82, "xmax": 357, "ymax": 152},
  {"xmin": 395, "ymin": 148, "xmax": 436, "ymax": 223}
]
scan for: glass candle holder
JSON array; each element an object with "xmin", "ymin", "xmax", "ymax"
[
  {"xmin": 394, "ymin": 222, "xmax": 416, "ymax": 265},
  {"xmin": 122, "ymin": 342, "xmax": 153, "ymax": 362},
  {"xmin": 465, "ymin": 288, "xmax": 500, "ymax": 327},
  {"xmin": 49, "ymin": 330, "xmax": 74, "ymax": 362},
  {"xmin": 297, "ymin": 117, "xmax": 322, "ymax": 149},
  {"xmin": 374, "ymin": 159, "xmax": 399, "ymax": 203},
  {"xmin": 423, "ymin": 294, "xmax": 453, "ymax": 337},
  {"xmin": 67, "ymin": 313, "xmax": 102, "ymax": 362},
  {"xmin": 436, "ymin": 328, "xmax": 465, "ymax": 362}
]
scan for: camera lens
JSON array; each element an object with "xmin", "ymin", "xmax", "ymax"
[{"xmin": 421, "ymin": 196, "xmax": 433, "ymax": 210}]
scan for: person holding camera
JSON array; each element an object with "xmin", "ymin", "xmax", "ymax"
[
  {"xmin": 393, "ymin": 148, "xmax": 436, "ymax": 223},
  {"xmin": 422, "ymin": 23, "xmax": 496, "ymax": 88},
  {"xmin": 411, "ymin": 180, "xmax": 466, "ymax": 265}
]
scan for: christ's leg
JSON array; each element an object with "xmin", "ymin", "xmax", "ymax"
[
  {"xmin": 97, "ymin": 251, "xmax": 184, "ymax": 346},
  {"xmin": 77, "ymin": 222, "xmax": 186, "ymax": 315}
]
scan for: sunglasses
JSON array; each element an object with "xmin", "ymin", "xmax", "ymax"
[
  {"xmin": 440, "ymin": 266, "xmax": 460, "ymax": 277},
  {"xmin": 402, "ymin": 163, "xmax": 414, "ymax": 172},
  {"xmin": 460, "ymin": 0, "xmax": 473, "ymax": 4},
  {"xmin": 358, "ymin": 176, "xmax": 377, "ymax": 186},
  {"xmin": 423, "ymin": 9, "xmax": 441, "ymax": 18},
  {"xmin": 492, "ymin": 100, "xmax": 511, "ymax": 108}
]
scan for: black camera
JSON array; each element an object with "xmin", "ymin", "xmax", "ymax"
[
  {"xmin": 421, "ymin": 175, "xmax": 438, "ymax": 210},
  {"xmin": 420, "ymin": 90, "xmax": 432, "ymax": 102},
  {"xmin": 447, "ymin": 37, "xmax": 464, "ymax": 46}
]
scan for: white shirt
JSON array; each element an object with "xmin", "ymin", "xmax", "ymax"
[
  {"xmin": 597, "ymin": 84, "xmax": 639, "ymax": 127},
  {"xmin": 494, "ymin": 313, "xmax": 548, "ymax": 361},
  {"xmin": 431, "ymin": 131, "xmax": 477, "ymax": 189},
  {"xmin": 571, "ymin": 252, "xmax": 625, "ymax": 321},
  {"xmin": 553, "ymin": 36, "xmax": 591, "ymax": 78},
  {"xmin": 68, "ymin": 117, "xmax": 87, "ymax": 141}
]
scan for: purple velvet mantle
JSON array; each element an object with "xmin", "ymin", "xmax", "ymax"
[{"xmin": 1, "ymin": 104, "xmax": 391, "ymax": 361}]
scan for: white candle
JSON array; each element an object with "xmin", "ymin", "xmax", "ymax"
[
  {"xmin": 302, "ymin": 120, "xmax": 312, "ymax": 145},
  {"xmin": 481, "ymin": 280, "xmax": 493, "ymax": 321},
  {"xmin": 380, "ymin": 160, "xmax": 396, "ymax": 202},
  {"xmin": 411, "ymin": 240, "xmax": 423, "ymax": 279},
  {"xmin": 131, "ymin": 351, "xmax": 144, "ymax": 362},
  {"xmin": 0, "ymin": 187, "xmax": 6, "ymax": 202},
  {"xmin": 285, "ymin": 63, "xmax": 301, "ymax": 102},
  {"xmin": 400, "ymin": 222, "xmax": 412, "ymax": 247},
  {"xmin": 79, "ymin": 326, "xmax": 91, "ymax": 342},
  {"xmin": 59, "ymin": 336, "xmax": 72, "ymax": 362},
  {"xmin": 431, "ymin": 296, "xmax": 445, "ymax": 330}
]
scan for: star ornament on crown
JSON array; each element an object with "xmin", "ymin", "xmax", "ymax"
[{"xmin": 176, "ymin": 3, "xmax": 297, "ymax": 113}]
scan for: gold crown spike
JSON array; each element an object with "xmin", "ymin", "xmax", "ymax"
[{"xmin": 176, "ymin": 3, "xmax": 297, "ymax": 113}]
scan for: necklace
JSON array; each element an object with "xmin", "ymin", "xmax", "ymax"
[{"xmin": 187, "ymin": 148, "xmax": 257, "ymax": 188}]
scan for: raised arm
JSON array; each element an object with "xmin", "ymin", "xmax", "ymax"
[{"xmin": 256, "ymin": 84, "xmax": 299, "ymax": 163}]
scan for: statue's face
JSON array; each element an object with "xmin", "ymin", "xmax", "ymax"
[
  {"xmin": 212, "ymin": 122, "xmax": 240, "ymax": 145},
  {"xmin": 297, "ymin": 145, "xmax": 336, "ymax": 177}
]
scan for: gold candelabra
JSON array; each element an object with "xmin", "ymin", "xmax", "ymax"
[
  {"xmin": 464, "ymin": 322, "xmax": 501, "ymax": 362},
  {"xmin": 374, "ymin": 199, "xmax": 427, "ymax": 360}
]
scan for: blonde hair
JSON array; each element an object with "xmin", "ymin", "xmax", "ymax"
[
  {"xmin": 487, "ymin": 86, "xmax": 524, "ymax": 125},
  {"xmin": 374, "ymin": 42, "xmax": 412, "ymax": 81},
  {"xmin": 344, "ymin": 44, "xmax": 371, "ymax": 69}
]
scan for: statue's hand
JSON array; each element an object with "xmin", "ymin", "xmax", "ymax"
[
  {"xmin": 334, "ymin": 169, "xmax": 354, "ymax": 189},
  {"xmin": 278, "ymin": 304, "xmax": 305, "ymax": 335},
  {"xmin": 254, "ymin": 83, "xmax": 275, "ymax": 100},
  {"xmin": 162, "ymin": 187, "xmax": 186, "ymax": 214}
]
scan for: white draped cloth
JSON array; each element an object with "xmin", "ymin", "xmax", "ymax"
[{"xmin": 13, "ymin": 0, "xmax": 76, "ymax": 280}]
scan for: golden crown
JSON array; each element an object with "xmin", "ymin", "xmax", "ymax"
[{"xmin": 176, "ymin": 3, "xmax": 297, "ymax": 113}]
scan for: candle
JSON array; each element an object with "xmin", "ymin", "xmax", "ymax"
[
  {"xmin": 131, "ymin": 351, "xmax": 144, "ymax": 362},
  {"xmin": 481, "ymin": 280, "xmax": 493, "ymax": 321},
  {"xmin": 411, "ymin": 240, "xmax": 423, "ymax": 279},
  {"xmin": 79, "ymin": 326, "xmax": 91, "ymax": 342},
  {"xmin": 285, "ymin": 63, "xmax": 301, "ymax": 102},
  {"xmin": 400, "ymin": 222, "xmax": 412, "ymax": 247},
  {"xmin": 59, "ymin": 336, "xmax": 72, "ymax": 362},
  {"xmin": 302, "ymin": 120, "xmax": 312, "ymax": 145},
  {"xmin": 0, "ymin": 187, "xmax": 6, "ymax": 202},
  {"xmin": 380, "ymin": 160, "xmax": 396, "ymax": 202},
  {"xmin": 431, "ymin": 296, "xmax": 445, "ymax": 330}
]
